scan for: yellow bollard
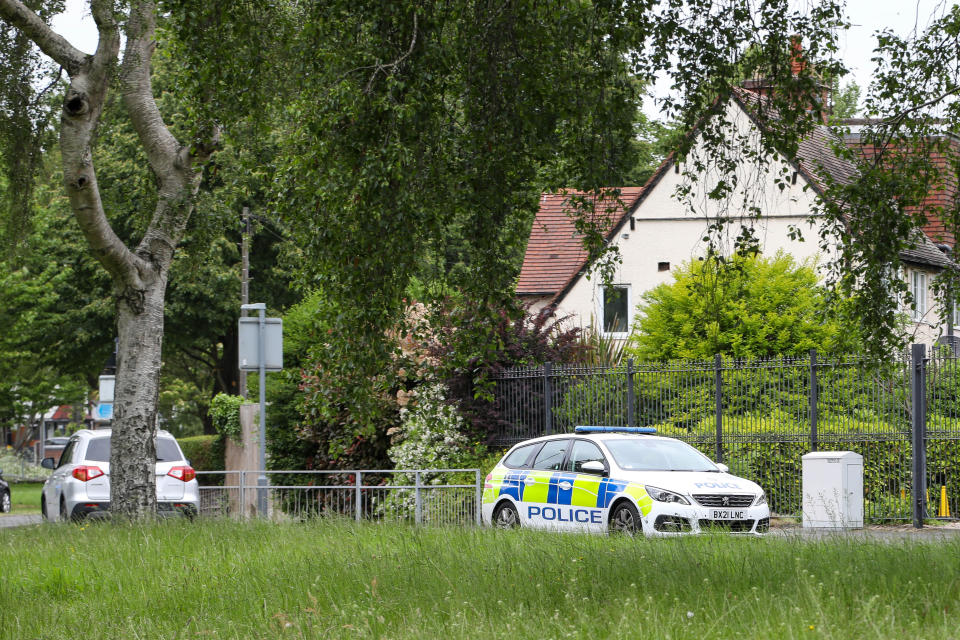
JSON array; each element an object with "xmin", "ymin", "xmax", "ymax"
[{"xmin": 939, "ymin": 486, "xmax": 951, "ymax": 518}]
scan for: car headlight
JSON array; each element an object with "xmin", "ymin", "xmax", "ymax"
[
  {"xmin": 754, "ymin": 491, "xmax": 767, "ymax": 506},
  {"xmin": 645, "ymin": 485, "xmax": 690, "ymax": 505}
]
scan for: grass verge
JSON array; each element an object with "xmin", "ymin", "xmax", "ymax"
[
  {"xmin": 4, "ymin": 481, "xmax": 42, "ymax": 515},
  {"xmin": 0, "ymin": 519, "xmax": 958, "ymax": 639}
]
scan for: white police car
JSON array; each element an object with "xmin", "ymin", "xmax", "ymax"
[{"xmin": 481, "ymin": 427, "xmax": 769, "ymax": 536}]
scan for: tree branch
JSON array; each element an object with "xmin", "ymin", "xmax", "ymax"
[
  {"xmin": 121, "ymin": 0, "xmax": 180, "ymax": 178},
  {"xmin": 0, "ymin": 0, "xmax": 86, "ymax": 73}
]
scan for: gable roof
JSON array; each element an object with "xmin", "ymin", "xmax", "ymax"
[
  {"xmin": 517, "ymin": 93, "xmax": 954, "ymax": 302},
  {"xmin": 516, "ymin": 187, "xmax": 646, "ymax": 296},
  {"xmin": 732, "ymin": 92, "xmax": 952, "ymax": 269}
]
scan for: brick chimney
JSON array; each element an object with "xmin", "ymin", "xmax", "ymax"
[{"xmin": 741, "ymin": 36, "xmax": 831, "ymax": 123}]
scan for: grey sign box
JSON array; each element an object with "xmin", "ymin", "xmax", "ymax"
[{"xmin": 238, "ymin": 317, "xmax": 283, "ymax": 371}]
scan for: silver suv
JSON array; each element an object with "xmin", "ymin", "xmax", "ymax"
[{"xmin": 40, "ymin": 429, "xmax": 199, "ymax": 521}]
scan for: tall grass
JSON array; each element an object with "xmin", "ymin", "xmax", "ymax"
[{"xmin": 1, "ymin": 520, "xmax": 958, "ymax": 639}]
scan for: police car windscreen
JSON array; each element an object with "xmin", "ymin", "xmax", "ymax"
[{"xmin": 605, "ymin": 439, "xmax": 716, "ymax": 472}]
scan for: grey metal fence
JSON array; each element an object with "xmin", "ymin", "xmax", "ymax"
[
  {"xmin": 196, "ymin": 469, "xmax": 482, "ymax": 525},
  {"xmin": 492, "ymin": 344, "xmax": 960, "ymax": 525}
]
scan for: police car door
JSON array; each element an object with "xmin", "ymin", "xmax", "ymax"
[
  {"xmin": 565, "ymin": 439, "xmax": 609, "ymax": 532},
  {"xmin": 521, "ymin": 439, "xmax": 570, "ymax": 529}
]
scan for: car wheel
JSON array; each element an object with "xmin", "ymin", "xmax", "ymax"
[
  {"xmin": 0, "ymin": 490, "xmax": 10, "ymax": 513},
  {"xmin": 492, "ymin": 502, "xmax": 520, "ymax": 528},
  {"xmin": 41, "ymin": 496, "xmax": 48, "ymax": 521},
  {"xmin": 60, "ymin": 498, "xmax": 70, "ymax": 523},
  {"xmin": 609, "ymin": 501, "xmax": 641, "ymax": 536}
]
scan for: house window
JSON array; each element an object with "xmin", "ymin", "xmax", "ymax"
[
  {"xmin": 658, "ymin": 262, "xmax": 670, "ymax": 272},
  {"xmin": 602, "ymin": 285, "xmax": 629, "ymax": 334},
  {"xmin": 911, "ymin": 271, "xmax": 927, "ymax": 321}
]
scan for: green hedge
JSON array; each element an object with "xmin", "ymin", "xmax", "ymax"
[{"xmin": 178, "ymin": 435, "xmax": 225, "ymax": 474}]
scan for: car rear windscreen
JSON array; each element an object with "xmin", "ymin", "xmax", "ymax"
[{"xmin": 84, "ymin": 437, "xmax": 182, "ymax": 463}]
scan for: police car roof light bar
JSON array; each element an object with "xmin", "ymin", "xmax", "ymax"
[{"xmin": 574, "ymin": 426, "xmax": 657, "ymax": 434}]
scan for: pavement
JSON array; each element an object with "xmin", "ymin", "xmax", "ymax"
[
  {"xmin": 0, "ymin": 514, "xmax": 42, "ymax": 529},
  {"xmin": 769, "ymin": 520, "xmax": 960, "ymax": 542}
]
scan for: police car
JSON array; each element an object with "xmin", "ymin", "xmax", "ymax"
[{"xmin": 481, "ymin": 427, "xmax": 769, "ymax": 536}]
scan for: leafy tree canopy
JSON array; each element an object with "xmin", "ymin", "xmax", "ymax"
[{"xmin": 627, "ymin": 252, "xmax": 856, "ymax": 360}]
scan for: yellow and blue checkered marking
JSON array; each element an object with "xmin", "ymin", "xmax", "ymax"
[{"xmin": 485, "ymin": 470, "xmax": 652, "ymax": 517}]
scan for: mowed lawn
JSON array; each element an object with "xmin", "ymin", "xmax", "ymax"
[
  {"xmin": 4, "ymin": 482, "xmax": 43, "ymax": 514},
  {"xmin": 1, "ymin": 519, "xmax": 958, "ymax": 639}
]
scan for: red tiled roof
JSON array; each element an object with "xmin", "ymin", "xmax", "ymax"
[
  {"xmin": 516, "ymin": 188, "xmax": 646, "ymax": 296},
  {"xmin": 841, "ymin": 136, "xmax": 958, "ymax": 247},
  {"xmin": 50, "ymin": 405, "xmax": 72, "ymax": 421}
]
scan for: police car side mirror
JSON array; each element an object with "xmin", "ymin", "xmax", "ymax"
[
  {"xmin": 41, "ymin": 458, "xmax": 56, "ymax": 470},
  {"xmin": 580, "ymin": 461, "xmax": 607, "ymax": 477},
  {"xmin": 716, "ymin": 463, "xmax": 729, "ymax": 473}
]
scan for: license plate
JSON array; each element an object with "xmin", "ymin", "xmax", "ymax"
[{"xmin": 711, "ymin": 509, "xmax": 746, "ymax": 520}]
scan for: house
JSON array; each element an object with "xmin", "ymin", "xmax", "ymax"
[{"xmin": 517, "ymin": 90, "xmax": 955, "ymax": 346}]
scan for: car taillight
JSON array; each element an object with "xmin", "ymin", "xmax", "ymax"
[
  {"xmin": 484, "ymin": 473, "xmax": 493, "ymax": 489},
  {"xmin": 72, "ymin": 466, "xmax": 104, "ymax": 482},
  {"xmin": 167, "ymin": 466, "xmax": 196, "ymax": 482}
]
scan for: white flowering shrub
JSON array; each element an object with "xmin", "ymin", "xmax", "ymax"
[
  {"xmin": 381, "ymin": 383, "xmax": 471, "ymax": 522},
  {"xmin": 389, "ymin": 383, "xmax": 469, "ymax": 473}
]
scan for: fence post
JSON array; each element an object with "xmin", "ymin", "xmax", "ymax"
[
  {"xmin": 475, "ymin": 469, "xmax": 482, "ymax": 526},
  {"xmin": 238, "ymin": 470, "xmax": 245, "ymax": 519},
  {"xmin": 355, "ymin": 471, "xmax": 362, "ymax": 522},
  {"xmin": 714, "ymin": 354, "xmax": 723, "ymax": 462},
  {"xmin": 415, "ymin": 471, "xmax": 423, "ymax": 525},
  {"xmin": 911, "ymin": 343, "xmax": 927, "ymax": 529},
  {"xmin": 626, "ymin": 358, "xmax": 635, "ymax": 428},
  {"xmin": 544, "ymin": 362, "xmax": 553, "ymax": 435},
  {"xmin": 809, "ymin": 348, "xmax": 819, "ymax": 452}
]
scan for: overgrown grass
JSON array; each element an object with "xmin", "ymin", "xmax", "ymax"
[{"xmin": 1, "ymin": 520, "xmax": 958, "ymax": 639}]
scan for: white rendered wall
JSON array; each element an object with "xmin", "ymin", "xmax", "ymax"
[{"xmin": 553, "ymin": 99, "xmax": 828, "ymax": 336}]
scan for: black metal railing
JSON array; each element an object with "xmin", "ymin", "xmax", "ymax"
[{"xmin": 491, "ymin": 345, "xmax": 960, "ymax": 525}]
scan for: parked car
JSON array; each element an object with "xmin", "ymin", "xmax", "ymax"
[
  {"xmin": 481, "ymin": 426, "xmax": 769, "ymax": 536},
  {"xmin": 40, "ymin": 429, "xmax": 198, "ymax": 521},
  {"xmin": 0, "ymin": 468, "xmax": 10, "ymax": 513},
  {"xmin": 42, "ymin": 437, "xmax": 70, "ymax": 465}
]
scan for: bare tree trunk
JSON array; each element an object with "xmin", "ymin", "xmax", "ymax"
[
  {"xmin": 110, "ymin": 276, "xmax": 166, "ymax": 514},
  {"xmin": 0, "ymin": 0, "xmax": 218, "ymax": 519}
]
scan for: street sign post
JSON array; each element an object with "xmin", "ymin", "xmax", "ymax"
[{"xmin": 238, "ymin": 303, "xmax": 283, "ymax": 517}]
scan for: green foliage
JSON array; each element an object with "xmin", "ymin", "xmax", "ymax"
[
  {"xmin": 209, "ymin": 394, "xmax": 244, "ymax": 445},
  {"xmin": 811, "ymin": 6, "xmax": 960, "ymax": 357},
  {"xmin": 0, "ymin": 2, "xmax": 61, "ymax": 250},
  {"xmin": 628, "ymin": 252, "xmax": 854, "ymax": 360},
  {"xmin": 830, "ymin": 80, "xmax": 861, "ymax": 121},
  {"xmin": 176, "ymin": 435, "xmax": 224, "ymax": 472},
  {"xmin": 264, "ymin": 0, "xmax": 847, "ymax": 455}
]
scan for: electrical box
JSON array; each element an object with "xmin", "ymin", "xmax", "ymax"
[{"xmin": 802, "ymin": 451, "xmax": 863, "ymax": 529}]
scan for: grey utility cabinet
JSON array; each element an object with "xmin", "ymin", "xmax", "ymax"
[{"xmin": 801, "ymin": 451, "xmax": 864, "ymax": 529}]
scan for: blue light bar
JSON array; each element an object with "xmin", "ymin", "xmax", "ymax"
[{"xmin": 574, "ymin": 426, "xmax": 657, "ymax": 434}]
